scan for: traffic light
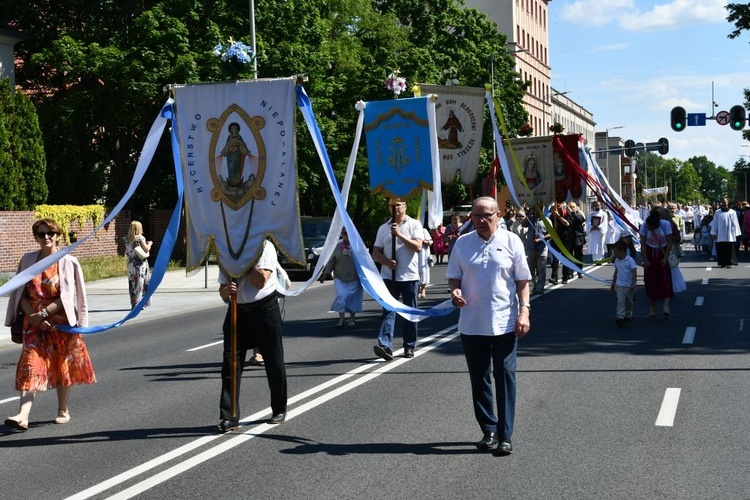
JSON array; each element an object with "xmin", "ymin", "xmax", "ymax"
[
  {"xmin": 624, "ymin": 139, "xmax": 635, "ymax": 157},
  {"xmin": 670, "ymin": 106, "xmax": 686, "ymax": 132},
  {"xmin": 657, "ymin": 137, "xmax": 669, "ymax": 155},
  {"xmin": 730, "ymin": 105, "xmax": 746, "ymax": 131}
]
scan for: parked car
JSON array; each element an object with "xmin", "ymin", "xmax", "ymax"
[{"xmin": 278, "ymin": 216, "xmax": 334, "ymax": 278}]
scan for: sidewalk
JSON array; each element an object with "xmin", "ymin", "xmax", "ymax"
[{"xmin": 1, "ymin": 265, "xmax": 222, "ymax": 350}]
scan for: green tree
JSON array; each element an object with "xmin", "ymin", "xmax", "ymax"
[
  {"xmin": 0, "ymin": 79, "xmax": 22, "ymax": 210},
  {"xmin": 688, "ymin": 155, "xmax": 734, "ymax": 202},
  {"xmin": 675, "ymin": 160, "xmax": 702, "ymax": 204},
  {"xmin": 4, "ymin": 0, "xmax": 527, "ymax": 235},
  {"xmin": 0, "ymin": 78, "xmax": 47, "ymax": 210}
]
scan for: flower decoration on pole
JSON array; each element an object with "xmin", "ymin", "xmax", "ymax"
[
  {"xmin": 385, "ymin": 69, "xmax": 407, "ymax": 97},
  {"xmin": 443, "ymin": 66, "xmax": 459, "ymax": 86},
  {"xmin": 213, "ymin": 38, "xmax": 255, "ymax": 80},
  {"xmin": 549, "ymin": 122, "xmax": 565, "ymax": 134},
  {"xmin": 519, "ymin": 123, "xmax": 534, "ymax": 137}
]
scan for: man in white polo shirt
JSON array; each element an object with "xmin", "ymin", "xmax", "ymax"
[
  {"xmin": 447, "ymin": 196, "xmax": 532, "ymax": 455},
  {"xmin": 371, "ymin": 198, "xmax": 424, "ymax": 360}
]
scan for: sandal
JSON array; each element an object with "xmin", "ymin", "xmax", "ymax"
[
  {"xmin": 54, "ymin": 410, "xmax": 70, "ymax": 424},
  {"xmin": 4, "ymin": 417, "xmax": 29, "ymax": 431}
]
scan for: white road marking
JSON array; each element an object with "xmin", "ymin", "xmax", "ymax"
[
  {"xmin": 682, "ymin": 327, "xmax": 697, "ymax": 344},
  {"xmin": 0, "ymin": 396, "xmax": 20, "ymax": 405},
  {"xmin": 694, "ymin": 296, "xmax": 704, "ymax": 306},
  {"xmin": 65, "ymin": 326, "xmax": 460, "ymax": 500},
  {"xmin": 186, "ymin": 340, "xmax": 222, "ymax": 352},
  {"xmin": 655, "ymin": 388, "xmax": 681, "ymax": 427}
]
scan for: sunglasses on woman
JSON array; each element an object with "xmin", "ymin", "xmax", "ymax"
[{"xmin": 36, "ymin": 231, "xmax": 57, "ymax": 239}]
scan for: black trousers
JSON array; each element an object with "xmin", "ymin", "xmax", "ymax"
[
  {"xmin": 550, "ymin": 240, "xmax": 573, "ymax": 281},
  {"xmin": 219, "ymin": 292, "xmax": 287, "ymax": 420}
]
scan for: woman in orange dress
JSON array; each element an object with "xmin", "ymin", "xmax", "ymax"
[{"xmin": 4, "ymin": 218, "xmax": 96, "ymax": 431}]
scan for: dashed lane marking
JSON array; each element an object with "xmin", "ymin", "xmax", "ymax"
[
  {"xmin": 682, "ymin": 326, "xmax": 697, "ymax": 344},
  {"xmin": 655, "ymin": 388, "xmax": 681, "ymax": 427}
]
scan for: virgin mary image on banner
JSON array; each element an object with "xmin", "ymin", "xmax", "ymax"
[
  {"xmin": 217, "ymin": 121, "xmax": 259, "ymax": 187},
  {"xmin": 505, "ymin": 136, "xmax": 555, "ymax": 206}
]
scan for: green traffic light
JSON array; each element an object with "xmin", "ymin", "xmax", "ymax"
[{"xmin": 676, "ymin": 123, "xmax": 683, "ymax": 129}]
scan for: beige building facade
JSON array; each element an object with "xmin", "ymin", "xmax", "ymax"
[{"xmin": 466, "ymin": 0, "xmax": 617, "ymax": 201}]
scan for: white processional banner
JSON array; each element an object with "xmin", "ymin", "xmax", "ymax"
[
  {"xmin": 504, "ymin": 136, "xmax": 556, "ymax": 207},
  {"xmin": 419, "ymin": 84, "xmax": 485, "ymax": 185},
  {"xmin": 173, "ymin": 78, "xmax": 304, "ymax": 278},
  {"xmin": 642, "ymin": 186, "xmax": 668, "ymax": 196}
]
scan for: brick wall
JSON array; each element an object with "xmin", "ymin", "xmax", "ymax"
[{"xmin": 0, "ymin": 210, "xmax": 187, "ymax": 273}]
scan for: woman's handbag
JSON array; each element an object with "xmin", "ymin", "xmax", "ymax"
[
  {"xmin": 133, "ymin": 245, "xmax": 149, "ymax": 261},
  {"xmin": 673, "ymin": 242, "xmax": 685, "ymax": 258},
  {"xmin": 10, "ymin": 311, "xmax": 24, "ymax": 344},
  {"xmin": 667, "ymin": 251, "xmax": 679, "ymax": 269}
]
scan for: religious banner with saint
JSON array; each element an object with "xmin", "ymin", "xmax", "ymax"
[
  {"xmin": 504, "ymin": 136, "xmax": 556, "ymax": 206},
  {"xmin": 419, "ymin": 84, "xmax": 485, "ymax": 185},
  {"xmin": 173, "ymin": 77, "xmax": 304, "ymax": 277},
  {"xmin": 364, "ymin": 96, "xmax": 437, "ymax": 200}
]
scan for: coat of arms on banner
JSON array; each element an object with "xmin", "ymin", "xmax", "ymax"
[
  {"xmin": 364, "ymin": 96, "xmax": 436, "ymax": 200},
  {"xmin": 173, "ymin": 78, "xmax": 304, "ymax": 277},
  {"xmin": 418, "ymin": 84, "xmax": 485, "ymax": 185}
]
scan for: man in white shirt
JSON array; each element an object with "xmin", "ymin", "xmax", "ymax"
[
  {"xmin": 711, "ymin": 197, "xmax": 742, "ymax": 268},
  {"xmin": 586, "ymin": 201, "xmax": 609, "ymax": 262},
  {"xmin": 447, "ymin": 196, "xmax": 532, "ymax": 455},
  {"xmin": 216, "ymin": 239, "xmax": 287, "ymax": 432},
  {"xmin": 372, "ymin": 198, "xmax": 424, "ymax": 360}
]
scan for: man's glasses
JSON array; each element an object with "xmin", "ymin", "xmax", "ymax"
[
  {"xmin": 471, "ymin": 211, "xmax": 497, "ymax": 221},
  {"xmin": 36, "ymin": 231, "xmax": 57, "ymax": 239}
]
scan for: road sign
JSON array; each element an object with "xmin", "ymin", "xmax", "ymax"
[
  {"xmin": 716, "ymin": 110, "xmax": 730, "ymax": 126},
  {"xmin": 687, "ymin": 113, "xmax": 706, "ymax": 126}
]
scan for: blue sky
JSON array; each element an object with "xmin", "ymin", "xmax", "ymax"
[{"xmin": 548, "ymin": 0, "xmax": 750, "ymax": 172}]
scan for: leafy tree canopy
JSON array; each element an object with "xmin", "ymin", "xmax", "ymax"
[{"xmin": 3, "ymin": 0, "xmax": 526, "ymax": 233}]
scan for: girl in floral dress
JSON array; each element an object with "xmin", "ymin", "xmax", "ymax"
[{"xmin": 4, "ymin": 219, "xmax": 96, "ymax": 431}]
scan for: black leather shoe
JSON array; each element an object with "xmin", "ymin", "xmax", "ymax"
[
  {"xmin": 216, "ymin": 419, "xmax": 239, "ymax": 433},
  {"xmin": 476, "ymin": 432, "xmax": 498, "ymax": 450},
  {"xmin": 373, "ymin": 345, "xmax": 394, "ymax": 361},
  {"xmin": 497, "ymin": 438, "xmax": 513, "ymax": 455},
  {"xmin": 268, "ymin": 412, "xmax": 286, "ymax": 424},
  {"xmin": 403, "ymin": 347, "xmax": 414, "ymax": 358}
]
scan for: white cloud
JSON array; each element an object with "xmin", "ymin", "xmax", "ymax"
[
  {"xmin": 559, "ymin": 0, "xmax": 728, "ymax": 31},
  {"xmin": 591, "ymin": 43, "xmax": 630, "ymax": 52},
  {"xmin": 618, "ymin": 0, "xmax": 728, "ymax": 31},
  {"xmin": 560, "ymin": 0, "xmax": 635, "ymax": 26}
]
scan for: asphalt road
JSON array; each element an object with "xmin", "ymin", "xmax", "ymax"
[{"xmin": 2, "ymin": 248, "xmax": 749, "ymax": 500}]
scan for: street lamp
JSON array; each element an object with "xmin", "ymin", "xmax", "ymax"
[
  {"xmin": 544, "ymin": 90, "xmax": 571, "ymax": 105},
  {"xmin": 604, "ymin": 126, "xmax": 625, "ymax": 182}
]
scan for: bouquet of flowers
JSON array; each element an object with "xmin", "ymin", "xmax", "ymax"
[
  {"xmin": 385, "ymin": 70, "xmax": 407, "ymax": 96},
  {"xmin": 549, "ymin": 122, "xmax": 565, "ymax": 134},
  {"xmin": 213, "ymin": 38, "xmax": 255, "ymax": 79},
  {"xmin": 519, "ymin": 123, "xmax": 534, "ymax": 137}
]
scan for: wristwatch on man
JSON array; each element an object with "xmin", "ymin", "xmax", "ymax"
[{"xmin": 520, "ymin": 303, "xmax": 531, "ymax": 311}]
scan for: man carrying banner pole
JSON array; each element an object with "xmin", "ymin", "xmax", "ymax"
[
  {"xmin": 363, "ymin": 95, "xmax": 438, "ymax": 360},
  {"xmin": 372, "ymin": 198, "xmax": 424, "ymax": 360},
  {"xmin": 216, "ymin": 240, "xmax": 288, "ymax": 433}
]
